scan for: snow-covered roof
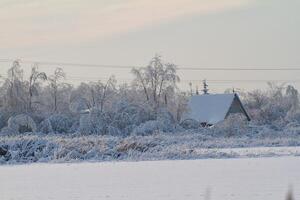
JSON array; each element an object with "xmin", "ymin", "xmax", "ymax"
[{"xmin": 183, "ymin": 94, "xmax": 236, "ymax": 124}]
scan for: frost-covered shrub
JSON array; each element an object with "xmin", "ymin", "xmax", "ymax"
[
  {"xmin": 157, "ymin": 108, "xmax": 175, "ymax": 129},
  {"xmin": 38, "ymin": 119, "xmax": 53, "ymax": 134},
  {"xmin": 268, "ymin": 117, "xmax": 287, "ymax": 131},
  {"xmin": 69, "ymin": 121, "xmax": 80, "ymax": 134},
  {"xmin": 131, "ymin": 109, "xmax": 176, "ymax": 136},
  {"xmin": 109, "ymin": 110, "xmax": 133, "ymax": 135},
  {"xmin": 116, "ymin": 138, "xmax": 156, "ymax": 153},
  {"xmin": 78, "ymin": 102, "xmax": 174, "ymax": 136},
  {"xmin": 7, "ymin": 114, "xmax": 37, "ymax": 134},
  {"xmin": 39, "ymin": 114, "xmax": 72, "ymax": 134},
  {"xmin": 259, "ymin": 102, "xmax": 288, "ymax": 124},
  {"xmin": 284, "ymin": 122, "xmax": 300, "ymax": 135},
  {"xmin": 127, "ymin": 103, "xmax": 154, "ymax": 124},
  {"xmin": 65, "ymin": 150, "xmax": 83, "ymax": 160},
  {"xmin": 0, "ymin": 127, "xmax": 17, "ymax": 135},
  {"xmin": 212, "ymin": 114, "xmax": 248, "ymax": 137},
  {"xmin": 0, "ymin": 110, "xmax": 9, "ymax": 130},
  {"xmin": 107, "ymin": 126, "xmax": 121, "ymax": 136},
  {"xmin": 4, "ymin": 138, "xmax": 58, "ymax": 163},
  {"xmin": 132, "ymin": 120, "xmax": 163, "ymax": 136},
  {"xmin": 0, "ymin": 144, "xmax": 11, "ymax": 162},
  {"xmin": 78, "ymin": 108, "xmax": 111, "ymax": 135},
  {"xmin": 48, "ymin": 114, "xmax": 72, "ymax": 133},
  {"xmin": 78, "ymin": 113, "xmax": 94, "ymax": 134},
  {"xmin": 180, "ymin": 119, "xmax": 201, "ymax": 129},
  {"xmin": 69, "ymin": 97, "xmax": 89, "ymax": 114},
  {"xmin": 244, "ymin": 84, "xmax": 300, "ymax": 127},
  {"xmin": 110, "ymin": 101, "xmax": 155, "ymax": 134},
  {"xmin": 285, "ymin": 109, "xmax": 300, "ymax": 123}
]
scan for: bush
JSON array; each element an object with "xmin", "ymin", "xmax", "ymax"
[
  {"xmin": 116, "ymin": 138, "xmax": 156, "ymax": 153},
  {"xmin": 285, "ymin": 109, "xmax": 300, "ymax": 123},
  {"xmin": 7, "ymin": 114, "xmax": 37, "ymax": 134},
  {"xmin": 0, "ymin": 127, "xmax": 17, "ymax": 135},
  {"xmin": 132, "ymin": 120, "xmax": 163, "ymax": 136},
  {"xmin": 38, "ymin": 119, "xmax": 53, "ymax": 134},
  {"xmin": 180, "ymin": 119, "xmax": 201, "ymax": 129},
  {"xmin": 110, "ymin": 101, "xmax": 155, "ymax": 134},
  {"xmin": 49, "ymin": 114, "xmax": 72, "ymax": 133},
  {"xmin": 212, "ymin": 114, "xmax": 248, "ymax": 137},
  {"xmin": 0, "ymin": 110, "xmax": 9, "ymax": 130},
  {"xmin": 39, "ymin": 114, "xmax": 72, "ymax": 134},
  {"xmin": 78, "ymin": 108, "xmax": 110, "ymax": 135}
]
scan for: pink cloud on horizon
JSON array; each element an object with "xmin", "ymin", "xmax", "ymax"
[{"xmin": 0, "ymin": 0, "xmax": 255, "ymax": 48}]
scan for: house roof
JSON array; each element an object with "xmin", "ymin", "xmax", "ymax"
[{"xmin": 183, "ymin": 93, "xmax": 237, "ymax": 124}]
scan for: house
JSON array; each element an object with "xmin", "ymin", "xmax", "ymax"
[{"xmin": 183, "ymin": 93, "xmax": 250, "ymax": 126}]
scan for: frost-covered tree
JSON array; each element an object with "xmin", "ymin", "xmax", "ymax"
[
  {"xmin": 69, "ymin": 83, "xmax": 93, "ymax": 113},
  {"xmin": 90, "ymin": 76, "xmax": 117, "ymax": 112},
  {"xmin": 1, "ymin": 60, "xmax": 27, "ymax": 113},
  {"xmin": 48, "ymin": 68, "xmax": 67, "ymax": 112},
  {"xmin": 28, "ymin": 64, "xmax": 47, "ymax": 111},
  {"xmin": 168, "ymin": 92, "xmax": 188, "ymax": 122},
  {"xmin": 70, "ymin": 76, "xmax": 117, "ymax": 113},
  {"xmin": 132, "ymin": 55, "xmax": 180, "ymax": 110},
  {"xmin": 101, "ymin": 77, "xmax": 117, "ymax": 112},
  {"xmin": 244, "ymin": 83, "xmax": 300, "ymax": 126},
  {"xmin": 78, "ymin": 108, "xmax": 111, "ymax": 135},
  {"xmin": 286, "ymin": 85, "xmax": 299, "ymax": 110},
  {"xmin": 1, "ymin": 58, "xmax": 300, "ymax": 136}
]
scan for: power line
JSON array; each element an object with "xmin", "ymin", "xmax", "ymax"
[
  {"xmin": 66, "ymin": 76, "xmax": 300, "ymax": 82},
  {"xmin": 1, "ymin": 59, "xmax": 300, "ymax": 71},
  {"xmin": 65, "ymin": 77, "xmax": 300, "ymax": 84},
  {"xmin": 2, "ymin": 74, "xmax": 299, "ymax": 84}
]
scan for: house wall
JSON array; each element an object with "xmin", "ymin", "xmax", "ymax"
[{"xmin": 226, "ymin": 96, "xmax": 250, "ymax": 121}]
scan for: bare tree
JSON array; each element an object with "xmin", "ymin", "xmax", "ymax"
[
  {"xmin": 28, "ymin": 64, "xmax": 47, "ymax": 111},
  {"xmin": 3, "ymin": 60, "xmax": 27, "ymax": 112},
  {"xmin": 69, "ymin": 77, "xmax": 116, "ymax": 114},
  {"xmin": 132, "ymin": 55, "xmax": 179, "ymax": 110},
  {"xmin": 92, "ymin": 76, "xmax": 116, "ymax": 112},
  {"xmin": 48, "ymin": 68, "xmax": 66, "ymax": 112},
  {"xmin": 131, "ymin": 68, "xmax": 149, "ymax": 101},
  {"xmin": 286, "ymin": 85, "xmax": 299, "ymax": 110}
]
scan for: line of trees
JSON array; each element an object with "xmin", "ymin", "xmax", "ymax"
[
  {"xmin": 0, "ymin": 56, "xmax": 188, "ymax": 135},
  {"xmin": 0, "ymin": 55, "xmax": 300, "ymax": 136}
]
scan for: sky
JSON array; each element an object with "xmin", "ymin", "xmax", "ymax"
[{"xmin": 0, "ymin": 0, "xmax": 300, "ymax": 92}]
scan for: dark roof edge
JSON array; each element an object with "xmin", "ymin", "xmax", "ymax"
[
  {"xmin": 235, "ymin": 93, "xmax": 251, "ymax": 121},
  {"xmin": 225, "ymin": 93, "xmax": 251, "ymax": 121}
]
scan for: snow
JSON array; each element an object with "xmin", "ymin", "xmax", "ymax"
[
  {"xmin": 184, "ymin": 94, "xmax": 235, "ymax": 124},
  {"xmin": 0, "ymin": 157, "xmax": 299, "ymax": 200}
]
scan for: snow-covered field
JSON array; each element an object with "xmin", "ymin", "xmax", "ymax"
[{"xmin": 0, "ymin": 156, "xmax": 299, "ymax": 200}]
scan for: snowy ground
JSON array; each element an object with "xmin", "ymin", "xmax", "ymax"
[{"xmin": 0, "ymin": 156, "xmax": 299, "ymax": 200}]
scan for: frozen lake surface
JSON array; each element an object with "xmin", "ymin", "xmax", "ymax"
[{"xmin": 0, "ymin": 157, "xmax": 299, "ymax": 200}]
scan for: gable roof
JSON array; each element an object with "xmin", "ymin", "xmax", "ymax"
[{"xmin": 183, "ymin": 93, "xmax": 249, "ymax": 124}]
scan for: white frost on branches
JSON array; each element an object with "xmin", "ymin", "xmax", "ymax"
[{"xmin": 7, "ymin": 114, "xmax": 37, "ymax": 134}]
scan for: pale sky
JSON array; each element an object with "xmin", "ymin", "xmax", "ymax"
[{"xmin": 0, "ymin": 0, "xmax": 300, "ymax": 92}]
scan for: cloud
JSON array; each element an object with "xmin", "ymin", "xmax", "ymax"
[{"xmin": 0, "ymin": 0, "xmax": 254, "ymax": 48}]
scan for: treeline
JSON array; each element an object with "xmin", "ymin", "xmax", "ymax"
[
  {"xmin": 0, "ymin": 56, "xmax": 186, "ymax": 135},
  {"xmin": 0, "ymin": 55, "xmax": 299, "ymax": 135}
]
